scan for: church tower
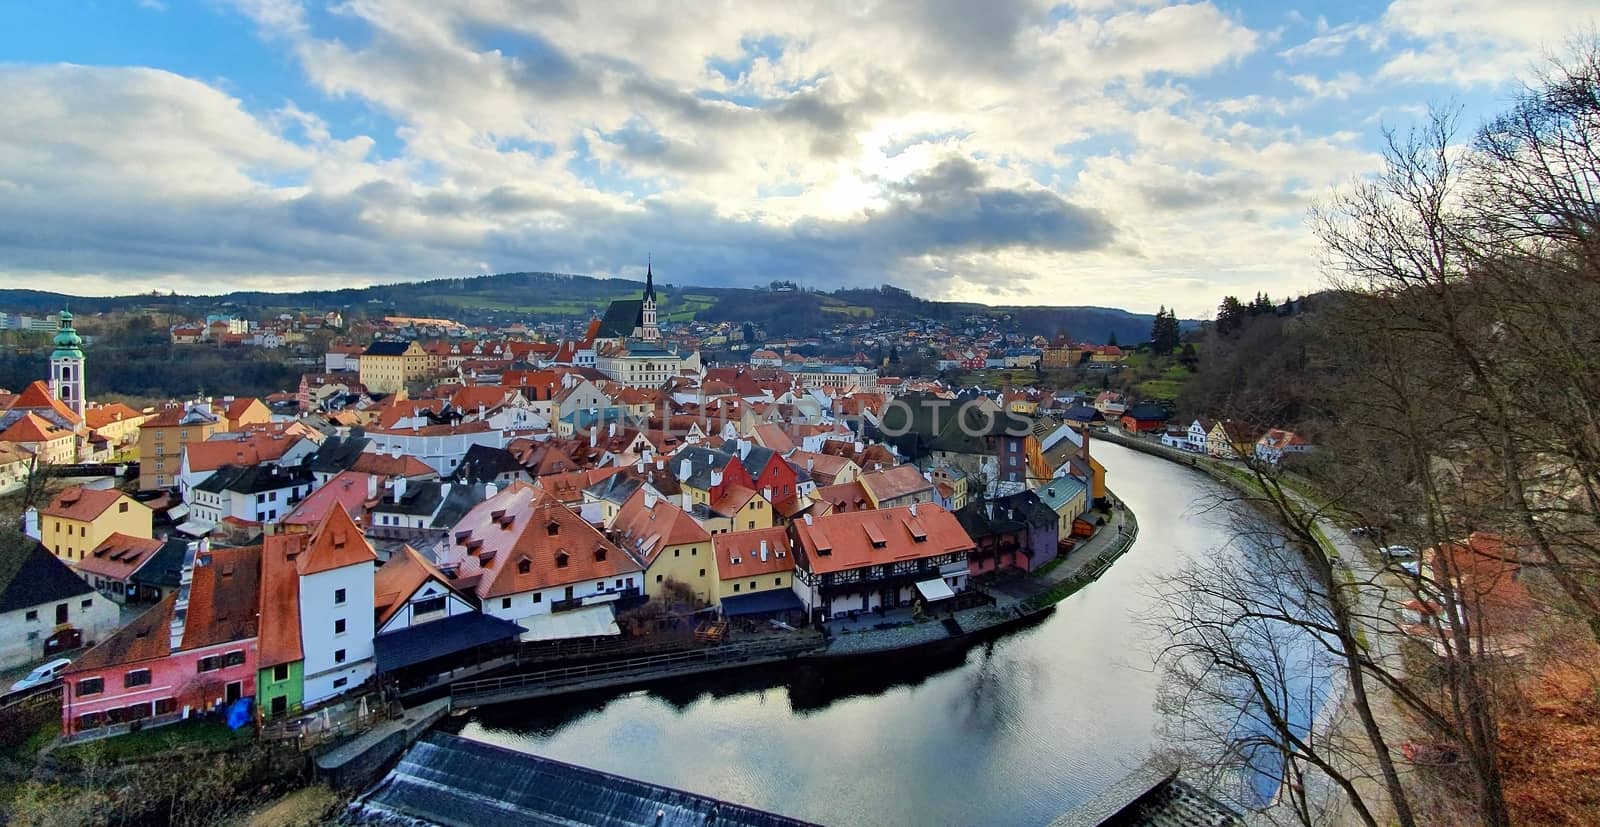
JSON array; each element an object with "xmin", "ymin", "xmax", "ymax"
[
  {"xmin": 49, "ymin": 308, "xmax": 85, "ymax": 419},
  {"xmin": 639, "ymin": 259, "xmax": 660, "ymax": 342}
]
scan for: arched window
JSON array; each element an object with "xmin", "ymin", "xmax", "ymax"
[{"xmin": 61, "ymin": 366, "xmax": 72, "ymax": 381}]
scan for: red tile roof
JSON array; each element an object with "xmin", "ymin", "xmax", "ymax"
[
  {"xmin": 0, "ymin": 412, "xmax": 73, "ymax": 444},
  {"xmin": 611, "ymin": 488, "xmax": 711, "ymax": 566},
  {"xmin": 283, "ymin": 470, "xmax": 379, "ymax": 528},
  {"xmin": 858, "ymin": 464, "xmax": 933, "ymax": 504},
  {"xmin": 184, "ymin": 433, "xmax": 303, "ymax": 473},
  {"xmin": 351, "ymin": 451, "xmax": 436, "ymax": 478},
  {"xmin": 440, "ymin": 485, "xmax": 641, "ymax": 599},
  {"xmin": 8, "ymin": 381, "xmax": 80, "ymax": 426},
  {"xmin": 76, "ymin": 533, "xmax": 165, "ymax": 581},
  {"xmin": 83, "ymin": 402, "xmax": 145, "ymax": 430},
  {"xmin": 258, "ymin": 532, "xmax": 306, "ymax": 668},
  {"xmin": 712, "ymin": 527, "xmax": 794, "ymax": 580},
  {"xmin": 65, "ymin": 595, "xmax": 175, "ymax": 674},
  {"xmin": 709, "ymin": 484, "xmax": 759, "ymax": 518},
  {"xmin": 42, "ymin": 485, "xmax": 134, "ymax": 522},
  {"xmin": 296, "ymin": 504, "xmax": 377, "ymax": 576},
  {"xmin": 792, "ymin": 504, "xmax": 974, "ymax": 575},
  {"xmin": 813, "ymin": 481, "xmax": 873, "ymax": 514},
  {"xmin": 181, "ymin": 544, "xmax": 262, "ymax": 650},
  {"xmin": 374, "ymin": 544, "xmax": 466, "ymax": 626}
]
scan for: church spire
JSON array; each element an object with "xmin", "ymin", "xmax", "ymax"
[{"xmin": 644, "ymin": 255, "xmax": 657, "ymax": 302}]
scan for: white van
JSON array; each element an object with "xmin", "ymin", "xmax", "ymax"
[{"xmin": 9, "ymin": 657, "xmax": 72, "ymax": 693}]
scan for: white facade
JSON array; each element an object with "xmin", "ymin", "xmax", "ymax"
[
  {"xmin": 50, "ymin": 354, "xmax": 85, "ymax": 421},
  {"xmin": 365, "ymin": 427, "xmax": 504, "ymax": 475},
  {"xmin": 480, "ymin": 572, "xmax": 641, "ymax": 623},
  {"xmin": 189, "ymin": 477, "xmax": 309, "ymax": 525},
  {"xmin": 1186, "ymin": 420, "xmax": 1210, "ymax": 453},
  {"xmin": 376, "ymin": 579, "xmax": 475, "ymax": 635},
  {"xmin": 298, "ymin": 562, "xmax": 376, "ymax": 706},
  {"xmin": 1, "ymin": 590, "xmax": 119, "ymax": 671}
]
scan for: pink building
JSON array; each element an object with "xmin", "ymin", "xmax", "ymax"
[{"xmin": 61, "ymin": 544, "xmax": 261, "ymax": 736}]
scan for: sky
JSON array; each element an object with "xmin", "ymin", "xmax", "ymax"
[{"xmin": 1, "ymin": 1, "xmax": 1593, "ymax": 317}]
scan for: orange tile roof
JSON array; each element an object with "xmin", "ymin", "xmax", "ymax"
[
  {"xmin": 184, "ymin": 433, "xmax": 304, "ymax": 473},
  {"xmin": 42, "ymin": 485, "xmax": 131, "ymax": 522},
  {"xmin": 83, "ymin": 402, "xmax": 145, "ymax": 430},
  {"xmin": 65, "ymin": 595, "xmax": 176, "ymax": 674},
  {"xmin": 258, "ymin": 532, "xmax": 307, "ymax": 668},
  {"xmin": 450, "ymin": 386, "xmax": 516, "ymax": 413},
  {"xmin": 9, "ymin": 380, "xmax": 80, "ymax": 426},
  {"xmin": 368, "ymin": 421, "xmax": 494, "ymax": 437},
  {"xmin": 712, "ymin": 527, "xmax": 794, "ymax": 580},
  {"xmin": 223, "ymin": 397, "xmax": 265, "ymax": 423},
  {"xmin": 793, "ymin": 504, "xmax": 974, "ymax": 575},
  {"xmin": 284, "ymin": 470, "xmax": 379, "ymax": 527},
  {"xmin": 296, "ymin": 503, "xmax": 377, "ymax": 576},
  {"xmin": 181, "ymin": 544, "xmax": 262, "ymax": 650},
  {"xmin": 351, "ymin": 451, "xmax": 436, "ymax": 478},
  {"xmin": 374, "ymin": 545, "xmax": 465, "ymax": 626},
  {"xmin": 813, "ymin": 481, "xmax": 873, "ymax": 513},
  {"xmin": 859, "ymin": 464, "xmax": 932, "ymax": 503},
  {"xmin": 76, "ymin": 533, "xmax": 166, "ymax": 581},
  {"xmin": 0, "ymin": 412, "xmax": 73, "ymax": 444},
  {"xmin": 441, "ymin": 485, "xmax": 641, "ymax": 599},
  {"xmin": 611, "ymin": 488, "xmax": 712, "ymax": 566},
  {"xmin": 709, "ymin": 484, "xmax": 759, "ymax": 518}
]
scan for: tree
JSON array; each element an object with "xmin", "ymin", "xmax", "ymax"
[
  {"xmin": 1151, "ymin": 307, "xmax": 1181, "ymax": 354},
  {"xmin": 1107, "ymin": 331, "xmax": 1119, "ymax": 347},
  {"xmin": 1216, "ymin": 296, "xmax": 1246, "ymax": 337}
]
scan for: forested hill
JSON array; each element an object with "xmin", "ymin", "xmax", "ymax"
[{"xmin": 0, "ymin": 272, "xmax": 1192, "ymax": 344}]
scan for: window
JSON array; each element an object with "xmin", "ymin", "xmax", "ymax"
[
  {"xmin": 775, "ymin": 578, "xmax": 783, "ymax": 586},
  {"xmin": 334, "ymin": 588, "xmax": 346, "ymax": 605},
  {"xmin": 595, "ymin": 547, "xmax": 607, "ymax": 562},
  {"xmin": 154, "ymin": 698, "xmax": 177, "ymax": 715},
  {"xmin": 334, "ymin": 649, "xmax": 346, "ymax": 664},
  {"xmin": 81, "ymin": 598, "xmax": 93, "ymax": 609},
  {"xmin": 413, "ymin": 595, "xmax": 447, "ymax": 616},
  {"xmin": 674, "ymin": 548, "xmax": 680, "ymax": 557},
  {"xmin": 333, "ymin": 677, "xmax": 348, "ymax": 689},
  {"xmin": 77, "ymin": 677, "xmax": 104, "ymax": 696},
  {"xmin": 733, "ymin": 583, "xmax": 741, "ymax": 592},
  {"xmin": 124, "ymin": 669, "xmax": 151, "ymax": 688},
  {"xmin": 25, "ymin": 610, "xmax": 37, "ymax": 622},
  {"xmin": 690, "ymin": 547, "xmax": 697, "ymax": 556},
  {"xmin": 119, "ymin": 502, "xmax": 129, "ymax": 513},
  {"xmin": 749, "ymin": 581, "xmax": 757, "ymax": 591},
  {"xmin": 502, "ymin": 597, "xmax": 512, "ymax": 609},
  {"xmin": 699, "ymin": 568, "xmax": 706, "ymax": 577},
  {"xmin": 554, "ymin": 553, "xmax": 568, "ymax": 569},
  {"xmin": 334, "ymin": 618, "xmax": 347, "ymax": 635},
  {"xmin": 656, "ymin": 574, "xmax": 664, "ymax": 583},
  {"xmin": 532, "ymin": 593, "xmax": 542, "ymax": 603},
  {"xmin": 56, "ymin": 603, "xmax": 68, "ymax": 624},
  {"xmin": 198, "ymin": 656, "xmax": 221, "ymax": 672},
  {"xmin": 78, "ymin": 712, "xmax": 103, "ymax": 730},
  {"xmin": 519, "ymin": 558, "xmax": 533, "ymax": 574},
  {"xmin": 223, "ymin": 650, "xmax": 246, "ymax": 667},
  {"xmin": 273, "ymin": 663, "xmax": 290, "ymax": 682}
]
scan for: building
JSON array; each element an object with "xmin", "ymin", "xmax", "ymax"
[
  {"xmin": 1119, "ymin": 404, "xmax": 1171, "ymax": 434},
  {"xmin": 1186, "ymin": 419, "xmax": 1213, "ymax": 453},
  {"xmin": 364, "ymin": 421, "xmax": 502, "ymax": 476},
  {"xmin": 0, "ymin": 442, "xmax": 31, "ymax": 496},
  {"xmin": 257, "ymin": 531, "xmax": 305, "ymax": 719},
  {"xmin": 785, "ymin": 365, "xmax": 879, "ymax": 390},
  {"xmin": 857, "ymin": 464, "xmax": 935, "ymax": 510},
  {"xmin": 38, "ymin": 485, "xmax": 153, "ymax": 563},
  {"xmin": 789, "ymin": 504, "xmax": 974, "ymax": 620},
  {"xmin": 712, "ymin": 527, "xmax": 803, "ymax": 622},
  {"xmin": 75, "ymin": 533, "xmax": 188, "ymax": 605},
  {"xmin": 610, "ymin": 488, "xmax": 715, "ymax": 603},
  {"xmin": 371, "ymin": 545, "xmax": 522, "ymax": 692},
  {"xmin": 189, "ymin": 464, "xmax": 314, "ymax": 528},
  {"xmin": 0, "ymin": 412, "xmax": 75, "ymax": 464},
  {"xmin": 84, "ymin": 403, "xmax": 148, "ymax": 452},
  {"xmin": 47, "ymin": 309, "xmax": 86, "ymax": 420},
  {"xmin": 1255, "ymin": 429, "xmax": 1312, "ymax": 465},
  {"xmin": 594, "ymin": 343, "xmax": 701, "ymax": 388},
  {"xmin": 594, "ymin": 262, "xmax": 661, "ymax": 343},
  {"xmin": 59, "ymin": 543, "xmax": 262, "ymax": 736},
  {"xmin": 221, "ymin": 396, "xmax": 272, "ymax": 431},
  {"xmin": 437, "ymin": 485, "xmax": 643, "ymax": 623},
  {"xmin": 296, "ymin": 507, "xmax": 379, "ymax": 706},
  {"xmin": 957, "ymin": 490, "xmax": 1062, "ymax": 576},
  {"xmin": 1032, "ymin": 477, "xmax": 1089, "ymax": 538},
  {"xmin": 1, "ymin": 531, "xmax": 120, "ymax": 670},
  {"xmin": 359, "ymin": 340, "xmax": 430, "ymax": 394},
  {"xmin": 139, "ymin": 401, "xmax": 226, "ymax": 490}
]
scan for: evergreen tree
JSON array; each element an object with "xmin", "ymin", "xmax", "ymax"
[
  {"xmin": 1216, "ymin": 295, "xmax": 1245, "ymax": 337},
  {"xmin": 1108, "ymin": 331, "xmax": 1119, "ymax": 347},
  {"xmin": 1150, "ymin": 307, "xmax": 1181, "ymax": 354}
]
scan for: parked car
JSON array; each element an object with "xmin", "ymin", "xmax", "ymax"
[
  {"xmin": 1380, "ymin": 545, "xmax": 1418, "ymax": 560},
  {"xmin": 9, "ymin": 657, "xmax": 72, "ymax": 694}
]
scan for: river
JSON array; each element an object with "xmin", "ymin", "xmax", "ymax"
[{"xmin": 447, "ymin": 443, "xmax": 1268, "ymax": 826}]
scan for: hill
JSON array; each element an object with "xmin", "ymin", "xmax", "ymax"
[{"xmin": 0, "ymin": 271, "xmax": 1194, "ymax": 344}]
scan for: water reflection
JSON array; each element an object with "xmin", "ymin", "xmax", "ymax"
[{"xmin": 453, "ymin": 444, "xmax": 1269, "ymax": 827}]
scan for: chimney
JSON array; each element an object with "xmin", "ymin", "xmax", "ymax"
[
  {"xmin": 909, "ymin": 502, "xmax": 918, "ymax": 517},
  {"xmin": 711, "ymin": 470, "xmax": 723, "ymax": 487},
  {"xmin": 22, "ymin": 506, "xmax": 39, "ymax": 540},
  {"xmin": 655, "ymin": 458, "xmax": 664, "ymax": 470},
  {"xmin": 609, "ymin": 422, "xmax": 617, "ymax": 438},
  {"xmin": 803, "ymin": 513, "xmax": 813, "ymax": 525},
  {"xmin": 393, "ymin": 476, "xmax": 407, "ymax": 503},
  {"xmin": 807, "ymin": 458, "xmax": 815, "ymax": 472},
  {"xmin": 390, "ymin": 444, "xmax": 401, "ymax": 459},
  {"xmin": 759, "ymin": 540, "xmax": 769, "ymax": 562},
  {"xmin": 644, "ymin": 490, "xmax": 657, "ymax": 509},
  {"xmin": 762, "ymin": 486, "xmax": 772, "ymax": 503},
  {"xmin": 367, "ymin": 474, "xmax": 378, "ymax": 501},
  {"xmin": 680, "ymin": 458, "xmax": 692, "ymax": 480},
  {"xmin": 485, "ymin": 482, "xmax": 498, "ymax": 499}
]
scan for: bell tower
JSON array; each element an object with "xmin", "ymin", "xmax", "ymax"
[
  {"xmin": 639, "ymin": 258, "xmax": 660, "ymax": 342},
  {"xmin": 49, "ymin": 308, "xmax": 85, "ymax": 419}
]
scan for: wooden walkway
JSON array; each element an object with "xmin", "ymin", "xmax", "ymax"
[{"xmin": 448, "ymin": 634, "xmax": 824, "ymax": 710}]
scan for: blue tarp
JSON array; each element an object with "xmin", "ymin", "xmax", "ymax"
[
  {"xmin": 719, "ymin": 589, "xmax": 805, "ymax": 617},
  {"xmin": 225, "ymin": 697, "xmax": 252, "ymax": 730},
  {"xmin": 374, "ymin": 612, "xmax": 525, "ymax": 672}
]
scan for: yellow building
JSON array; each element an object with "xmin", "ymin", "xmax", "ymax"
[
  {"xmin": 221, "ymin": 396, "xmax": 271, "ymax": 431},
  {"xmin": 696, "ymin": 485, "xmax": 774, "ymax": 535},
  {"xmin": 359, "ymin": 340, "xmax": 430, "ymax": 394},
  {"xmin": 610, "ymin": 489, "xmax": 717, "ymax": 604},
  {"xmin": 38, "ymin": 485, "xmax": 153, "ymax": 562},
  {"xmin": 84, "ymin": 403, "xmax": 148, "ymax": 453},
  {"xmin": 0, "ymin": 413, "xmax": 76, "ymax": 465},
  {"xmin": 137, "ymin": 402, "xmax": 225, "ymax": 490},
  {"xmin": 710, "ymin": 527, "xmax": 795, "ymax": 604}
]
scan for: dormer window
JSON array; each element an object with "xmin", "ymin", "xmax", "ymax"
[
  {"xmin": 555, "ymin": 551, "xmax": 570, "ymax": 568},
  {"xmin": 594, "ymin": 547, "xmax": 607, "ymax": 562},
  {"xmin": 547, "ymin": 521, "xmax": 561, "ymax": 536},
  {"xmin": 517, "ymin": 558, "xmax": 531, "ymax": 574}
]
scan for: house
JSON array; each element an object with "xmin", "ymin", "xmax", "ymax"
[
  {"xmin": 139, "ymin": 401, "xmax": 226, "ymax": 490},
  {"xmin": 1092, "ymin": 391, "xmax": 1127, "ymax": 418},
  {"xmin": 371, "ymin": 545, "xmax": 522, "ymax": 693},
  {"xmin": 83, "ymin": 402, "xmax": 148, "ymax": 452},
  {"xmin": 282, "ymin": 470, "xmax": 383, "ymax": 531},
  {"xmin": 712, "ymin": 527, "xmax": 803, "ymax": 623},
  {"xmin": 610, "ymin": 488, "xmax": 716, "ymax": 604},
  {"xmin": 365, "ymin": 422, "xmax": 502, "ymax": 476},
  {"xmin": 956, "ymin": 491, "xmax": 1061, "ymax": 576},
  {"xmin": 38, "ymin": 485, "xmax": 153, "ymax": 563},
  {"xmin": 59, "ymin": 542, "xmax": 261, "ymax": 736},
  {"xmin": 177, "ymin": 432, "xmax": 310, "ymax": 500},
  {"xmin": 1206, "ymin": 420, "xmax": 1259, "ymax": 460},
  {"xmin": 1402, "ymin": 533, "xmax": 1533, "ymax": 658},
  {"xmin": 0, "ymin": 412, "xmax": 76, "ymax": 464},
  {"xmin": 1119, "ymin": 404, "xmax": 1170, "ymax": 434},
  {"xmin": 1185, "ymin": 419, "xmax": 1213, "ymax": 453},
  {"xmin": 1032, "ymin": 477, "xmax": 1089, "ymax": 538},
  {"xmin": 360, "ymin": 340, "xmax": 430, "ymax": 394},
  {"xmin": 1, "ymin": 531, "xmax": 120, "ymax": 670},
  {"xmin": 367, "ymin": 478, "xmax": 489, "ymax": 546},
  {"xmin": 857, "ymin": 464, "xmax": 935, "ymax": 510},
  {"xmin": 785, "ymin": 450, "xmax": 859, "ymax": 487},
  {"xmin": 0, "ymin": 442, "xmax": 33, "ymax": 496},
  {"xmin": 75, "ymin": 533, "xmax": 188, "ymax": 605},
  {"xmin": 812, "ymin": 481, "xmax": 874, "ymax": 515},
  {"xmin": 256, "ymin": 532, "xmax": 305, "ymax": 718},
  {"xmin": 189, "ymin": 464, "xmax": 315, "ymax": 529},
  {"xmin": 696, "ymin": 485, "xmax": 774, "ymax": 535},
  {"xmin": 221, "ymin": 396, "xmax": 272, "ymax": 431},
  {"xmin": 296, "ymin": 506, "xmax": 379, "ymax": 706},
  {"xmin": 1254, "ymin": 429, "xmax": 1312, "ymax": 465},
  {"xmin": 437, "ymin": 485, "xmax": 643, "ymax": 623},
  {"xmin": 789, "ymin": 504, "xmax": 975, "ymax": 620}
]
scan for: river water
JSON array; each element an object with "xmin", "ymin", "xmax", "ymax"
[{"xmin": 450, "ymin": 443, "xmax": 1261, "ymax": 826}]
